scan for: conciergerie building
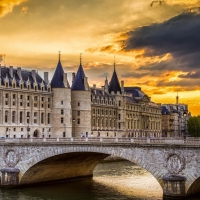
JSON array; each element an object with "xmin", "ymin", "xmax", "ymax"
[{"xmin": 0, "ymin": 55, "xmax": 161, "ymax": 138}]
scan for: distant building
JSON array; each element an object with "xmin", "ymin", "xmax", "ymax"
[
  {"xmin": 0, "ymin": 55, "xmax": 162, "ymax": 138},
  {"xmin": 161, "ymin": 95, "xmax": 191, "ymax": 137}
]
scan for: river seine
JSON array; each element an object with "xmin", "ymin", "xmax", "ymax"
[{"xmin": 0, "ymin": 161, "xmax": 199, "ymax": 200}]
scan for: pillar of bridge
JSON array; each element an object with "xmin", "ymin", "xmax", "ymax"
[
  {"xmin": 162, "ymin": 174, "xmax": 187, "ymax": 199},
  {"xmin": 0, "ymin": 167, "xmax": 20, "ymax": 187}
]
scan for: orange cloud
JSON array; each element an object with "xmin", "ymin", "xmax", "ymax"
[{"xmin": 0, "ymin": 0, "xmax": 27, "ymax": 18}]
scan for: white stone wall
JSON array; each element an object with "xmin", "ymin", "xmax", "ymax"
[
  {"xmin": 0, "ymin": 88, "xmax": 52, "ymax": 138},
  {"xmin": 52, "ymin": 88, "xmax": 72, "ymax": 137},
  {"xmin": 71, "ymin": 90, "xmax": 91, "ymax": 137}
]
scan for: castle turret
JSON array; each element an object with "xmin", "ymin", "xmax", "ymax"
[
  {"xmin": 51, "ymin": 52, "xmax": 72, "ymax": 137},
  {"xmin": 108, "ymin": 62, "xmax": 121, "ymax": 94},
  {"xmin": 71, "ymin": 54, "xmax": 91, "ymax": 137},
  {"xmin": 108, "ymin": 60, "xmax": 125, "ymax": 134}
]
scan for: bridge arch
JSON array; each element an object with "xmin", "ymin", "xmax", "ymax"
[
  {"xmin": 187, "ymin": 177, "xmax": 200, "ymax": 197},
  {"xmin": 16, "ymin": 145, "xmax": 164, "ymax": 187}
]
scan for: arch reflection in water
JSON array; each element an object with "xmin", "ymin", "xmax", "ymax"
[{"xmin": 0, "ymin": 161, "xmax": 199, "ymax": 200}]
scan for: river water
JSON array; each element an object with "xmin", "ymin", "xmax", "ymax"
[{"xmin": 0, "ymin": 161, "xmax": 199, "ymax": 200}]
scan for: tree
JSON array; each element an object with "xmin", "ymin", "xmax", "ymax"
[{"xmin": 188, "ymin": 116, "xmax": 200, "ymax": 137}]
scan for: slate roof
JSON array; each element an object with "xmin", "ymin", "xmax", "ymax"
[
  {"xmin": 91, "ymin": 88, "xmax": 109, "ymax": 97},
  {"xmin": 161, "ymin": 106, "xmax": 170, "ymax": 115},
  {"xmin": 51, "ymin": 59, "xmax": 65, "ymax": 88},
  {"xmin": 71, "ymin": 64, "xmax": 86, "ymax": 91},
  {"xmin": 124, "ymin": 87, "xmax": 146, "ymax": 98},
  {"xmin": 126, "ymin": 96, "xmax": 138, "ymax": 103},
  {"xmin": 1, "ymin": 67, "xmax": 47, "ymax": 90},
  {"xmin": 108, "ymin": 68, "xmax": 121, "ymax": 94}
]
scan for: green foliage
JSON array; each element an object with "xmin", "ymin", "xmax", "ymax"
[{"xmin": 188, "ymin": 116, "xmax": 200, "ymax": 137}]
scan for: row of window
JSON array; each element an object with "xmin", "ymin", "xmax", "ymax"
[
  {"xmin": 93, "ymin": 109, "xmax": 116, "ymax": 115},
  {"xmin": 4, "ymin": 82, "xmax": 51, "ymax": 92},
  {"xmin": 4, "ymin": 101, "xmax": 50, "ymax": 108},
  {"xmin": 4, "ymin": 93, "xmax": 51, "ymax": 102},
  {"xmin": 4, "ymin": 111, "xmax": 51, "ymax": 124},
  {"xmin": 5, "ymin": 127, "xmax": 51, "ymax": 132}
]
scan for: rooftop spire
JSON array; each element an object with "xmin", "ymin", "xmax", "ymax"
[
  {"xmin": 80, "ymin": 53, "xmax": 82, "ymax": 65},
  {"xmin": 108, "ymin": 58, "xmax": 121, "ymax": 94},
  {"xmin": 114, "ymin": 55, "xmax": 116, "ymax": 71},
  {"xmin": 51, "ymin": 52, "xmax": 65, "ymax": 88},
  {"xmin": 58, "ymin": 51, "xmax": 61, "ymax": 61}
]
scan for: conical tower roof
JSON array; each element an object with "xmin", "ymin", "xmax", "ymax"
[
  {"xmin": 51, "ymin": 56, "xmax": 65, "ymax": 88},
  {"xmin": 71, "ymin": 64, "xmax": 86, "ymax": 90},
  {"xmin": 108, "ymin": 64, "xmax": 121, "ymax": 94}
]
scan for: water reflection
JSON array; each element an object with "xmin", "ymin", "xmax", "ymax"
[{"xmin": 0, "ymin": 161, "xmax": 199, "ymax": 200}]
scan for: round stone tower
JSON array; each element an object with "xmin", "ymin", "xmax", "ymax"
[
  {"xmin": 51, "ymin": 54, "xmax": 72, "ymax": 137},
  {"xmin": 71, "ymin": 58, "xmax": 91, "ymax": 137}
]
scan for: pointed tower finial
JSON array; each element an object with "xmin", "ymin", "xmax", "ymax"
[
  {"xmin": 80, "ymin": 53, "xmax": 82, "ymax": 65},
  {"xmin": 114, "ymin": 55, "xmax": 116, "ymax": 71},
  {"xmin": 58, "ymin": 51, "xmax": 61, "ymax": 61}
]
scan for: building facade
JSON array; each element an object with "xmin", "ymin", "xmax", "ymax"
[
  {"xmin": 161, "ymin": 97, "xmax": 191, "ymax": 137},
  {"xmin": 0, "ymin": 57, "xmax": 162, "ymax": 138}
]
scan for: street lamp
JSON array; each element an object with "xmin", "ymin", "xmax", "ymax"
[
  {"xmin": 72, "ymin": 118, "xmax": 75, "ymax": 137},
  {"xmin": 9, "ymin": 128, "xmax": 11, "ymax": 138},
  {"xmin": 27, "ymin": 115, "xmax": 30, "ymax": 138}
]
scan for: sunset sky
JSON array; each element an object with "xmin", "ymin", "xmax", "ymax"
[{"xmin": 0, "ymin": 0, "xmax": 200, "ymax": 115}]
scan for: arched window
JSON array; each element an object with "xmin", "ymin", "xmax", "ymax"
[
  {"xmin": 6, "ymin": 83, "xmax": 8, "ymax": 87},
  {"xmin": 13, "ymin": 84, "xmax": 15, "ymax": 88}
]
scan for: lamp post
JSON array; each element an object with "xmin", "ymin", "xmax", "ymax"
[
  {"xmin": 72, "ymin": 118, "xmax": 75, "ymax": 137},
  {"xmin": 9, "ymin": 128, "xmax": 11, "ymax": 138},
  {"xmin": 27, "ymin": 115, "xmax": 30, "ymax": 138}
]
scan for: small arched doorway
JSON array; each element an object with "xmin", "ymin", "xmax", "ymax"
[{"xmin": 33, "ymin": 130, "xmax": 39, "ymax": 138}]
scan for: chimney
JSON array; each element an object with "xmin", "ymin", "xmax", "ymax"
[
  {"xmin": 31, "ymin": 70, "xmax": 36, "ymax": 82},
  {"xmin": 84, "ymin": 77, "xmax": 89, "ymax": 90},
  {"xmin": 63, "ymin": 73, "xmax": 70, "ymax": 88},
  {"xmin": 105, "ymin": 78, "xmax": 108, "ymax": 93},
  {"xmin": 101, "ymin": 86, "xmax": 105, "ymax": 95},
  {"xmin": 44, "ymin": 72, "xmax": 48, "ymax": 83},
  {"xmin": 17, "ymin": 67, "xmax": 22, "ymax": 79},
  {"xmin": 121, "ymin": 80, "xmax": 124, "ymax": 93},
  {"xmin": 72, "ymin": 72, "xmax": 75, "ymax": 83},
  {"xmin": 93, "ymin": 84, "xmax": 96, "ymax": 94},
  {"xmin": 9, "ymin": 66, "xmax": 13, "ymax": 78}
]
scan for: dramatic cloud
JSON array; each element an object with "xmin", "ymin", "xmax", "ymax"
[
  {"xmin": 0, "ymin": 0, "xmax": 27, "ymax": 18},
  {"xmin": 178, "ymin": 71, "xmax": 200, "ymax": 79},
  {"xmin": 123, "ymin": 12, "xmax": 200, "ymax": 72}
]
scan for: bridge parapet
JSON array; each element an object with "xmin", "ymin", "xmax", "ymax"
[{"xmin": 0, "ymin": 137, "xmax": 200, "ymax": 146}]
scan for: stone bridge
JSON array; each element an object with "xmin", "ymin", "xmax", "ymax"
[{"xmin": 0, "ymin": 137, "xmax": 200, "ymax": 199}]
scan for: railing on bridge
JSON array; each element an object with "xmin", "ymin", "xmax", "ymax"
[{"xmin": 0, "ymin": 137, "xmax": 199, "ymax": 145}]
